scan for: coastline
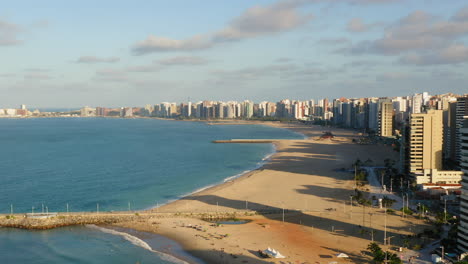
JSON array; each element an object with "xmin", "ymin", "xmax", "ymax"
[
  {"xmin": 112, "ymin": 122, "xmax": 429, "ymax": 263},
  {"xmin": 0, "ymin": 118, "xmax": 431, "ymax": 263}
]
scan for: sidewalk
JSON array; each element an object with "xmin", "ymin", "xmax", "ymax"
[{"xmin": 362, "ymin": 167, "xmax": 434, "ymax": 264}]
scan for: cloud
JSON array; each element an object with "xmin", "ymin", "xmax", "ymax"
[
  {"xmin": 24, "ymin": 68, "xmax": 50, "ymax": 72},
  {"xmin": 213, "ymin": 1, "xmax": 313, "ymax": 42},
  {"xmin": 213, "ymin": 64, "xmax": 298, "ymax": 81},
  {"xmin": 453, "ymin": 6, "xmax": 468, "ymax": 21},
  {"xmin": 0, "ymin": 73, "xmax": 15, "ymax": 78},
  {"xmin": 125, "ymin": 64, "xmax": 161, "ymax": 73},
  {"xmin": 376, "ymin": 71, "xmax": 410, "ymax": 81},
  {"xmin": 76, "ymin": 56, "xmax": 120, "ymax": 63},
  {"xmin": 347, "ymin": 0, "xmax": 402, "ymax": 4},
  {"xmin": 94, "ymin": 69, "xmax": 128, "ymax": 82},
  {"xmin": 275, "ymin": 57, "xmax": 293, "ymax": 63},
  {"xmin": 157, "ymin": 56, "xmax": 210, "ymax": 66},
  {"xmin": 317, "ymin": 37, "xmax": 350, "ymax": 45},
  {"xmin": 24, "ymin": 73, "xmax": 52, "ymax": 80},
  {"xmin": 346, "ymin": 18, "xmax": 378, "ymax": 32},
  {"xmin": 400, "ymin": 44, "xmax": 468, "ymax": 65},
  {"xmin": 131, "ymin": 0, "xmax": 313, "ymax": 54},
  {"xmin": 338, "ymin": 7, "xmax": 468, "ymax": 66},
  {"xmin": 132, "ymin": 35, "xmax": 212, "ymax": 54},
  {"xmin": 0, "ymin": 19, "xmax": 22, "ymax": 46}
]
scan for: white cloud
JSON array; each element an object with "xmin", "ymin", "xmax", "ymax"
[
  {"xmin": 346, "ymin": 18, "xmax": 378, "ymax": 32},
  {"xmin": 132, "ymin": 0, "xmax": 313, "ymax": 54},
  {"xmin": 338, "ymin": 7, "xmax": 468, "ymax": 66},
  {"xmin": 157, "ymin": 56, "xmax": 210, "ymax": 66},
  {"xmin": 77, "ymin": 56, "xmax": 120, "ymax": 63},
  {"xmin": 24, "ymin": 73, "xmax": 52, "ymax": 80},
  {"xmin": 400, "ymin": 44, "xmax": 468, "ymax": 65},
  {"xmin": 0, "ymin": 19, "xmax": 22, "ymax": 46},
  {"xmin": 214, "ymin": 1, "xmax": 313, "ymax": 42},
  {"xmin": 132, "ymin": 35, "xmax": 212, "ymax": 55}
]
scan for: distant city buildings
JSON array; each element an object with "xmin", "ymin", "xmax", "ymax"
[{"xmin": 0, "ymin": 105, "xmax": 30, "ymax": 117}]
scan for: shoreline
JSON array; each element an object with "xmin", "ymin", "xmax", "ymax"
[
  {"xmin": 0, "ymin": 118, "xmax": 430, "ymax": 263},
  {"xmin": 114, "ymin": 122, "xmax": 429, "ymax": 263},
  {"xmin": 146, "ymin": 141, "xmax": 279, "ymax": 212}
]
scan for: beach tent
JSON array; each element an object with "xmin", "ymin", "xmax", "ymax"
[
  {"xmin": 262, "ymin": 247, "xmax": 286, "ymax": 258},
  {"xmin": 336, "ymin": 253, "xmax": 349, "ymax": 258}
]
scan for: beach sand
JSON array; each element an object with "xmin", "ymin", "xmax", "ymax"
[{"xmin": 114, "ymin": 122, "xmax": 430, "ymax": 263}]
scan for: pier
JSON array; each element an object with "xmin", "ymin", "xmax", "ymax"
[{"xmin": 0, "ymin": 210, "xmax": 262, "ymax": 230}]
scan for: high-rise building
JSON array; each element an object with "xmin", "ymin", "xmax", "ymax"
[
  {"xmin": 378, "ymin": 101, "xmax": 394, "ymax": 137},
  {"xmin": 444, "ymin": 102, "xmax": 458, "ymax": 162},
  {"xmin": 409, "ymin": 110, "xmax": 443, "ymax": 183},
  {"xmin": 411, "ymin": 93, "xmax": 423, "ymax": 114},
  {"xmin": 456, "ymin": 97, "xmax": 468, "ymax": 165},
  {"xmin": 408, "ymin": 110, "xmax": 462, "ymax": 184},
  {"xmin": 458, "ymin": 118, "xmax": 468, "ymax": 253},
  {"xmin": 367, "ymin": 98, "xmax": 379, "ymax": 132}
]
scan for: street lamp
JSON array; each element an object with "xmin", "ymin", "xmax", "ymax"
[{"xmin": 444, "ymin": 198, "xmax": 447, "ymax": 224}]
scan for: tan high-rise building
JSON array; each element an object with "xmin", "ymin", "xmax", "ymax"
[
  {"xmin": 409, "ymin": 110, "xmax": 443, "ymax": 183},
  {"xmin": 378, "ymin": 101, "xmax": 394, "ymax": 137}
]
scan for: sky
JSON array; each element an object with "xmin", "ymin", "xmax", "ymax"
[{"xmin": 1, "ymin": 0, "xmax": 468, "ymax": 108}]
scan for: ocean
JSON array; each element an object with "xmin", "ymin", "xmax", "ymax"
[{"xmin": 0, "ymin": 118, "xmax": 303, "ymax": 263}]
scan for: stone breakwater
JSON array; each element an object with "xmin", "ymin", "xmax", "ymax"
[{"xmin": 0, "ymin": 211, "xmax": 260, "ymax": 230}]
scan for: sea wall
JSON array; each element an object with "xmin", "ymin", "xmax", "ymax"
[{"xmin": 0, "ymin": 211, "xmax": 262, "ymax": 230}]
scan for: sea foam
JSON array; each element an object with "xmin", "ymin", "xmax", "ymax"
[{"xmin": 87, "ymin": 225, "xmax": 189, "ymax": 264}]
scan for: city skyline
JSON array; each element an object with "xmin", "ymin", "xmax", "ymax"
[{"xmin": 1, "ymin": 0, "xmax": 468, "ymax": 108}]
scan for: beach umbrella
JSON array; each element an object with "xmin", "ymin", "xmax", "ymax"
[{"xmin": 336, "ymin": 253, "xmax": 349, "ymax": 258}]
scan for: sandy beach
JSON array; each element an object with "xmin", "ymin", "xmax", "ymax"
[{"xmin": 113, "ymin": 122, "xmax": 430, "ymax": 264}]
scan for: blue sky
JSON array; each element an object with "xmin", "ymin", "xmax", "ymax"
[{"xmin": 1, "ymin": 0, "xmax": 467, "ymax": 108}]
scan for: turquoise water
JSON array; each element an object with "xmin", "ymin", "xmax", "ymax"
[{"xmin": 0, "ymin": 118, "xmax": 302, "ymax": 263}]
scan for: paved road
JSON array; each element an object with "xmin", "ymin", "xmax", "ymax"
[
  {"xmin": 362, "ymin": 167, "xmax": 434, "ymax": 264},
  {"xmin": 363, "ymin": 167, "xmax": 404, "ymax": 210}
]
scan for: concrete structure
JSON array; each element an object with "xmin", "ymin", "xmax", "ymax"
[
  {"xmin": 409, "ymin": 110, "xmax": 444, "ymax": 184},
  {"xmin": 416, "ymin": 169, "xmax": 462, "ymax": 184},
  {"xmin": 444, "ymin": 102, "xmax": 458, "ymax": 162},
  {"xmin": 378, "ymin": 101, "xmax": 393, "ymax": 137},
  {"xmin": 80, "ymin": 106, "xmax": 96, "ymax": 117},
  {"xmin": 456, "ymin": 97, "xmax": 468, "ymax": 165},
  {"xmin": 458, "ymin": 118, "xmax": 468, "ymax": 253},
  {"xmin": 367, "ymin": 98, "xmax": 379, "ymax": 132},
  {"xmin": 411, "ymin": 93, "xmax": 423, "ymax": 114}
]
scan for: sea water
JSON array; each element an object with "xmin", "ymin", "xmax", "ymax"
[{"xmin": 0, "ymin": 118, "xmax": 303, "ymax": 263}]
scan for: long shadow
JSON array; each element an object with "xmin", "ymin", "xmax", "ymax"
[
  {"xmin": 187, "ymin": 249, "xmax": 276, "ymax": 264},
  {"xmin": 180, "ymin": 194, "xmax": 411, "ymax": 245},
  {"xmin": 321, "ymin": 246, "xmax": 369, "ymax": 263}
]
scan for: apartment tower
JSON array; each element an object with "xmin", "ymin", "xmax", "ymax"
[
  {"xmin": 456, "ymin": 97, "xmax": 468, "ymax": 165},
  {"xmin": 409, "ymin": 110, "xmax": 443, "ymax": 183},
  {"xmin": 378, "ymin": 101, "xmax": 394, "ymax": 137},
  {"xmin": 458, "ymin": 118, "xmax": 468, "ymax": 253}
]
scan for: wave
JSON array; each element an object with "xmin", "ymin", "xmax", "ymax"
[{"xmin": 86, "ymin": 225, "xmax": 189, "ymax": 264}]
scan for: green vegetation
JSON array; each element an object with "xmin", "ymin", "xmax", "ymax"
[
  {"xmin": 382, "ymin": 196, "xmax": 396, "ymax": 208},
  {"xmin": 5, "ymin": 215, "xmax": 15, "ymax": 219},
  {"xmin": 353, "ymin": 190, "xmax": 371, "ymax": 205},
  {"xmin": 400, "ymin": 207, "xmax": 413, "ymax": 215},
  {"xmin": 367, "ymin": 243, "xmax": 402, "ymax": 264}
]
